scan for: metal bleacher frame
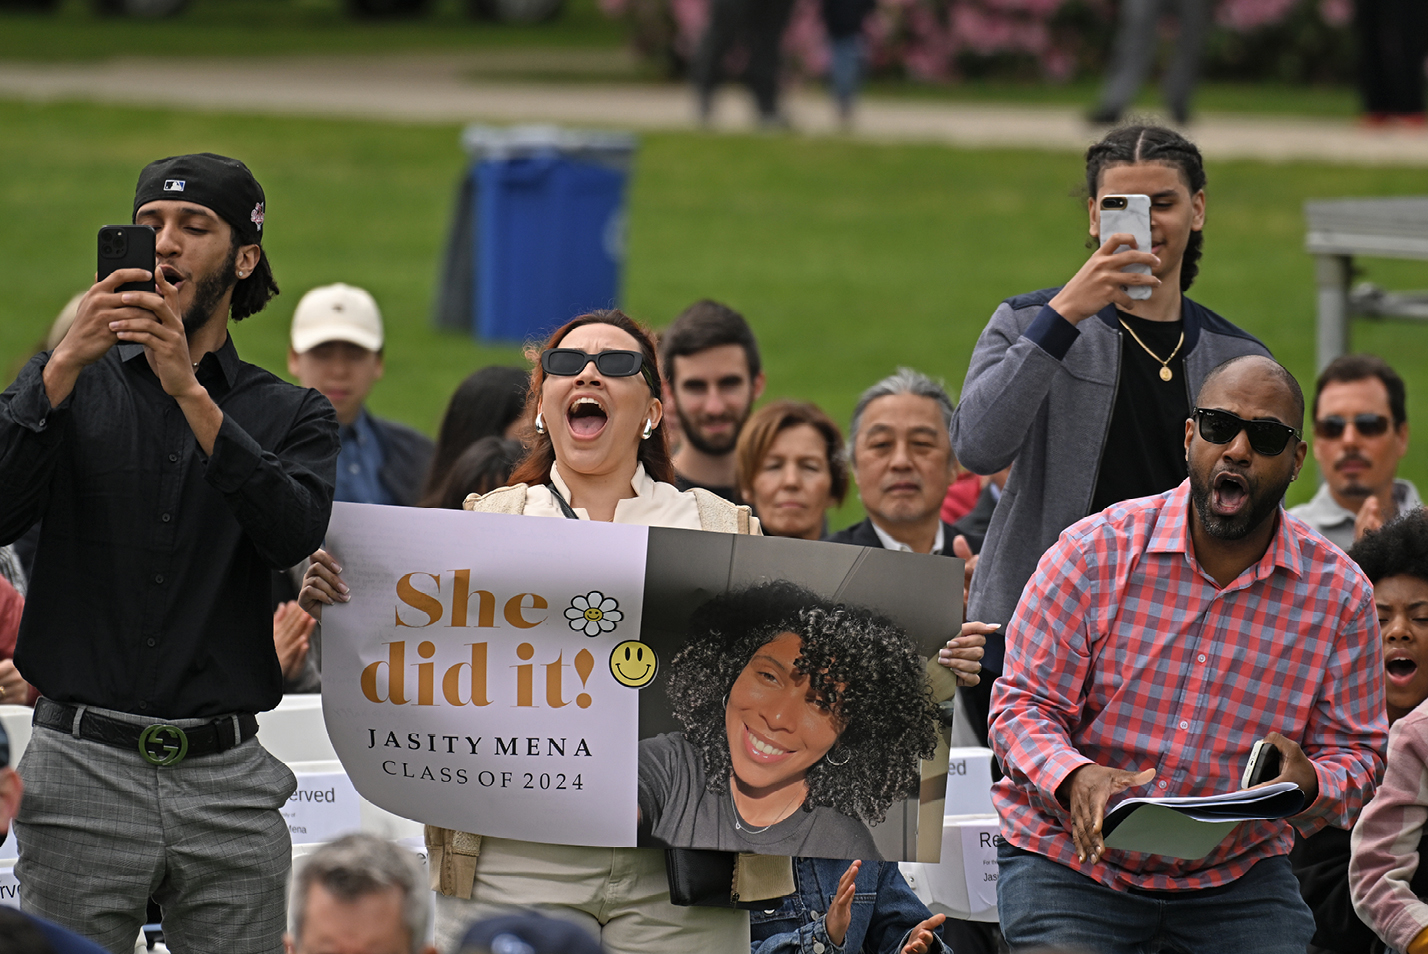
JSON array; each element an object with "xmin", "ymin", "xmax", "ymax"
[{"xmin": 1307, "ymin": 197, "xmax": 1428, "ymax": 372}]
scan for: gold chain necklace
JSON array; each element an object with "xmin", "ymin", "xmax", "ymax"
[{"xmin": 1118, "ymin": 317, "xmax": 1184, "ymax": 382}]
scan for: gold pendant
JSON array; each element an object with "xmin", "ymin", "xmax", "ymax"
[{"xmin": 1160, "ymin": 366, "xmax": 1173, "ymax": 382}]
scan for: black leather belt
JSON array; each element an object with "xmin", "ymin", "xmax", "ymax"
[{"xmin": 33, "ymin": 697, "xmax": 258, "ymax": 767}]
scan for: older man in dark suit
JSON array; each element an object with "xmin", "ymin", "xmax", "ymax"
[{"xmin": 826, "ymin": 368, "xmax": 967, "ymax": 558}]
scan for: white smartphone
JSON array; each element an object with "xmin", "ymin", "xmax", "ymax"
[
  {"xmin": 1241, "ymin": 738, "xmax": 1282, "ymax": 788},
  {"xmin": 1099, "ymin": 194, "xmax": 1153, "ymax": 302}
]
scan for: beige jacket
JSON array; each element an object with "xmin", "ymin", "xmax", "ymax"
[{"xmin": 426, "ymin": 465, "xmax": 792, "ymax": 903}]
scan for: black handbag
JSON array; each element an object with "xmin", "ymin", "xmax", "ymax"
[{"xmin": 664, "ymin": 848, "xmax": 766, "ymax": 909}]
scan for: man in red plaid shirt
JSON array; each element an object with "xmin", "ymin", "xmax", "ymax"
[{"xmin": 990, "ymin": 354, "xmax": 1387, "ymax": 952}]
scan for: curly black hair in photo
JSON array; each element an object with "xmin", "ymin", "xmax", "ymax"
[
  {"xmin": 663, "ymin": 581, "xmax": 940, "ymax": 825},
  {"xmin": 1349, "ymin": 508, "xmax": 1428, "ymax": 584}
]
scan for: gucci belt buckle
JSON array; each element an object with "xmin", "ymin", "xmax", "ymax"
[{"xmin": 138, "ymin": 724, "xmax": 189, "ymax": 767}]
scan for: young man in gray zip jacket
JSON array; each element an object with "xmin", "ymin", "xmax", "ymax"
[{"xmin": 951, "ymin": 125, "xmax": 1271, "ymax": 744}]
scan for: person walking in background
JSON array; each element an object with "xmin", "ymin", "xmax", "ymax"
[
  {"xmin": 419, "ymin": 364, "xmax": 529, "ymax": 504},
  {"xmin": 1087, "ymin": 0, "xmax": 1210, "ymax": 124},
  {"xmin": 993, "ymin": 355, "xmax": 1384, "ymax": 952},
  {"xmin": 288, "ymin": 282, "xmax": 434, "ymax": 508},
  {"xmin": 735, "ymin": 399, "xmax": 847, "ymax": 539},
  {"xmin": 693, "ymin": 0, "xmax": 798, "ymax": 128},
  {"xmin": 1290, "ymin": 353, "xmax": 1418, "ymax": 551},
  {"xmin": 952, "ymin": 125, "xmax": 1269, "ymax": 747},
  {"xmin": 1354, "ymin": 0, "xmax": 1427, "ymax": 126},
  {"xmin": 821, "ymin": 0, "xmax": 876, "ymax": 126},
  {"xmin": 661, "ymin": 300, "xmax": 766, "ymax": 501},
  {"xmin": 0, "ymin": 152, "xmax": 339, "ymax": 951}
]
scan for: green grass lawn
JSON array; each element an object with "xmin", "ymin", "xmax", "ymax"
[{"xmin": 2, "ymin": 98, "xmax": 1424, "ymax": 529}]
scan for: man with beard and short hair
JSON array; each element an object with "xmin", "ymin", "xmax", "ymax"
[
  {"xmin": 659, "ymin": 300, "xmax": 765, "ymax": 501},
  {"xmin": 1289, "ymin": 353, "xmax": 1418, "ymax": 552},
  {"xmin": 0, "ymin": 153, "xmax": 339, "ymax": 951},
  {"xmin": 990, "ymin": 354, "xmax": 1386, "ymax": 953}
]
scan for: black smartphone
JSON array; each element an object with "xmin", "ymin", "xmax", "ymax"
[
  {"xmin": 1241, "ymin": 739, "xmax": 1282, "ymax": 788},
  {"xmin": 97, "ymin": 225, "xmax": 156, "ymax": 293}
]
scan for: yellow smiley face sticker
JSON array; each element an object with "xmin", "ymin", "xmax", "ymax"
[{"xmin": 610, "ymin": 640, "xmax": 658, "ymax": 689}]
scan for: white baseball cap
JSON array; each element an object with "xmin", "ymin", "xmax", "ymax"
[{"xmin": 290, "ymin": 283, "xmax": 383, "ymax": 354}]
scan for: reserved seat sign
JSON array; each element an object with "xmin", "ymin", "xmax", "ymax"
[
  {"xmin": 0, "ymin": 866, "xmax": 18, "ymax": 909},
  {"xmin": 284, "ymin": 771, "xmax": 362, "ymax": 845}
]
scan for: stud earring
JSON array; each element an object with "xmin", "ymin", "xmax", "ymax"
[
  {"xmin": 535, "ymin": 412, "xmax": 545, "ymax": 436},
  {"xmin": 642, "ymin": 419, "xmax": 654, "ymax": 440}
]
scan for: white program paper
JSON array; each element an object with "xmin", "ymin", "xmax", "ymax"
[{"xmin": 1103, "ymin": 782, "xmax": 1304, "ymax": 859}]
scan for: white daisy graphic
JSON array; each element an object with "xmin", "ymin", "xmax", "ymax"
[{"xmin": 565, "ymin": 591, "xmax": 623, "ymax": 637}]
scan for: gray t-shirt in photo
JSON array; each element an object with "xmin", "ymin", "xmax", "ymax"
[{"xmin": 637, "ymin": 731, "xmax": 882, "ymax": 861}]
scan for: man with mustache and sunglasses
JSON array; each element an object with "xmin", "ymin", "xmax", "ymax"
[
  {"xmin": 1289, "ymin": 353, "xmax": 1417, "ymax": 552},
  {"xmin": 990, "ymin": 354, "xmax": 1386, "ymax": 953}
]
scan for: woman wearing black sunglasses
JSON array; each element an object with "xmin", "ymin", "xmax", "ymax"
[{"xmin": 302, "ymin": 309, "xmax": 769, "ymax": 951}]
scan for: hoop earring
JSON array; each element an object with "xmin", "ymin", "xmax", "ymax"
[
  {"xmin": 823, "ymin": 745, "xmax": 850, "ymax": 767},
  {"xmin": 722, "ymin": 693, "xmax": 729, "ymax": 708},
  {"xmin": 534, "ymin": 412, "xmax": 545, "ymax": 436},
  {"xmin": 642, "ymin": 419, "xmax": 654, "ymax": 440}
]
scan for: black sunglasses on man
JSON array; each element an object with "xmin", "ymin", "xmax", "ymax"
[
  {"xmin": 1313, "ymin": 413, "xmax": 1391, "ymax": 440},
  {"xmin": 1192, "ymin": 407, "xmax": 1301, "ymax": 457}
]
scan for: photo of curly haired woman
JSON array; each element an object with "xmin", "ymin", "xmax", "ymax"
[{"xmin": 637, "ymin": 581, "xmax": 941, "ymax": 860}]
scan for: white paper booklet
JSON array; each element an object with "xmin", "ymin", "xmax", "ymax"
[{"xmin": 1101, "ymin": 782, "xmax": 1306, "ymax": 859}]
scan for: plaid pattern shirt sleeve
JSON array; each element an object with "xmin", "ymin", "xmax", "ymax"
[
  {"xmin": 1349, "ymin": 705, "xmax": 1428, "ymax": 953},
  {"xmin": 989, "ymin": 481, "xmax": 1387, "ymax": 893}
]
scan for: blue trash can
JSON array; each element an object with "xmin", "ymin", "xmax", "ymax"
[{"xmin": 460, "ymin": 125, "xmax": 637, "ymax": 344}]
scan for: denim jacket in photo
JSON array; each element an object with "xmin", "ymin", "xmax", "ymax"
[{"xmin": 750, "ymin": 858, "xmax": 953, "ymax": 954}]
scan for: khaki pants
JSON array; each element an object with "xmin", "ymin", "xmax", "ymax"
[{"xmin": 433, "ymin": 838, "xmax": 749, "ymax": 954}]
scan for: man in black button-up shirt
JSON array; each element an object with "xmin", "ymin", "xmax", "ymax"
[{"xmin": 0, "ymin": 154, "xmax": 339, "ymax": 952}]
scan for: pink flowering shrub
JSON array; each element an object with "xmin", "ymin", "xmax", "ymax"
[{"xmin": 600, "ymin": 0, "xmax": 1354, "ymax": 82}]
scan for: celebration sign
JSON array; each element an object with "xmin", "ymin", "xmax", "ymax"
[{"xmin": 322, "ymin": 503, "xmax": 963, "ymax": 860}]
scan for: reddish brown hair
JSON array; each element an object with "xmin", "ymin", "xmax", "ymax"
[
  {"xmin": 508, "ymin": 309, "xmax": 676, "ymax": 488},
  {"xmin": 735, "ymin": 400, "xmax": 849, "ymax": 506}
]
